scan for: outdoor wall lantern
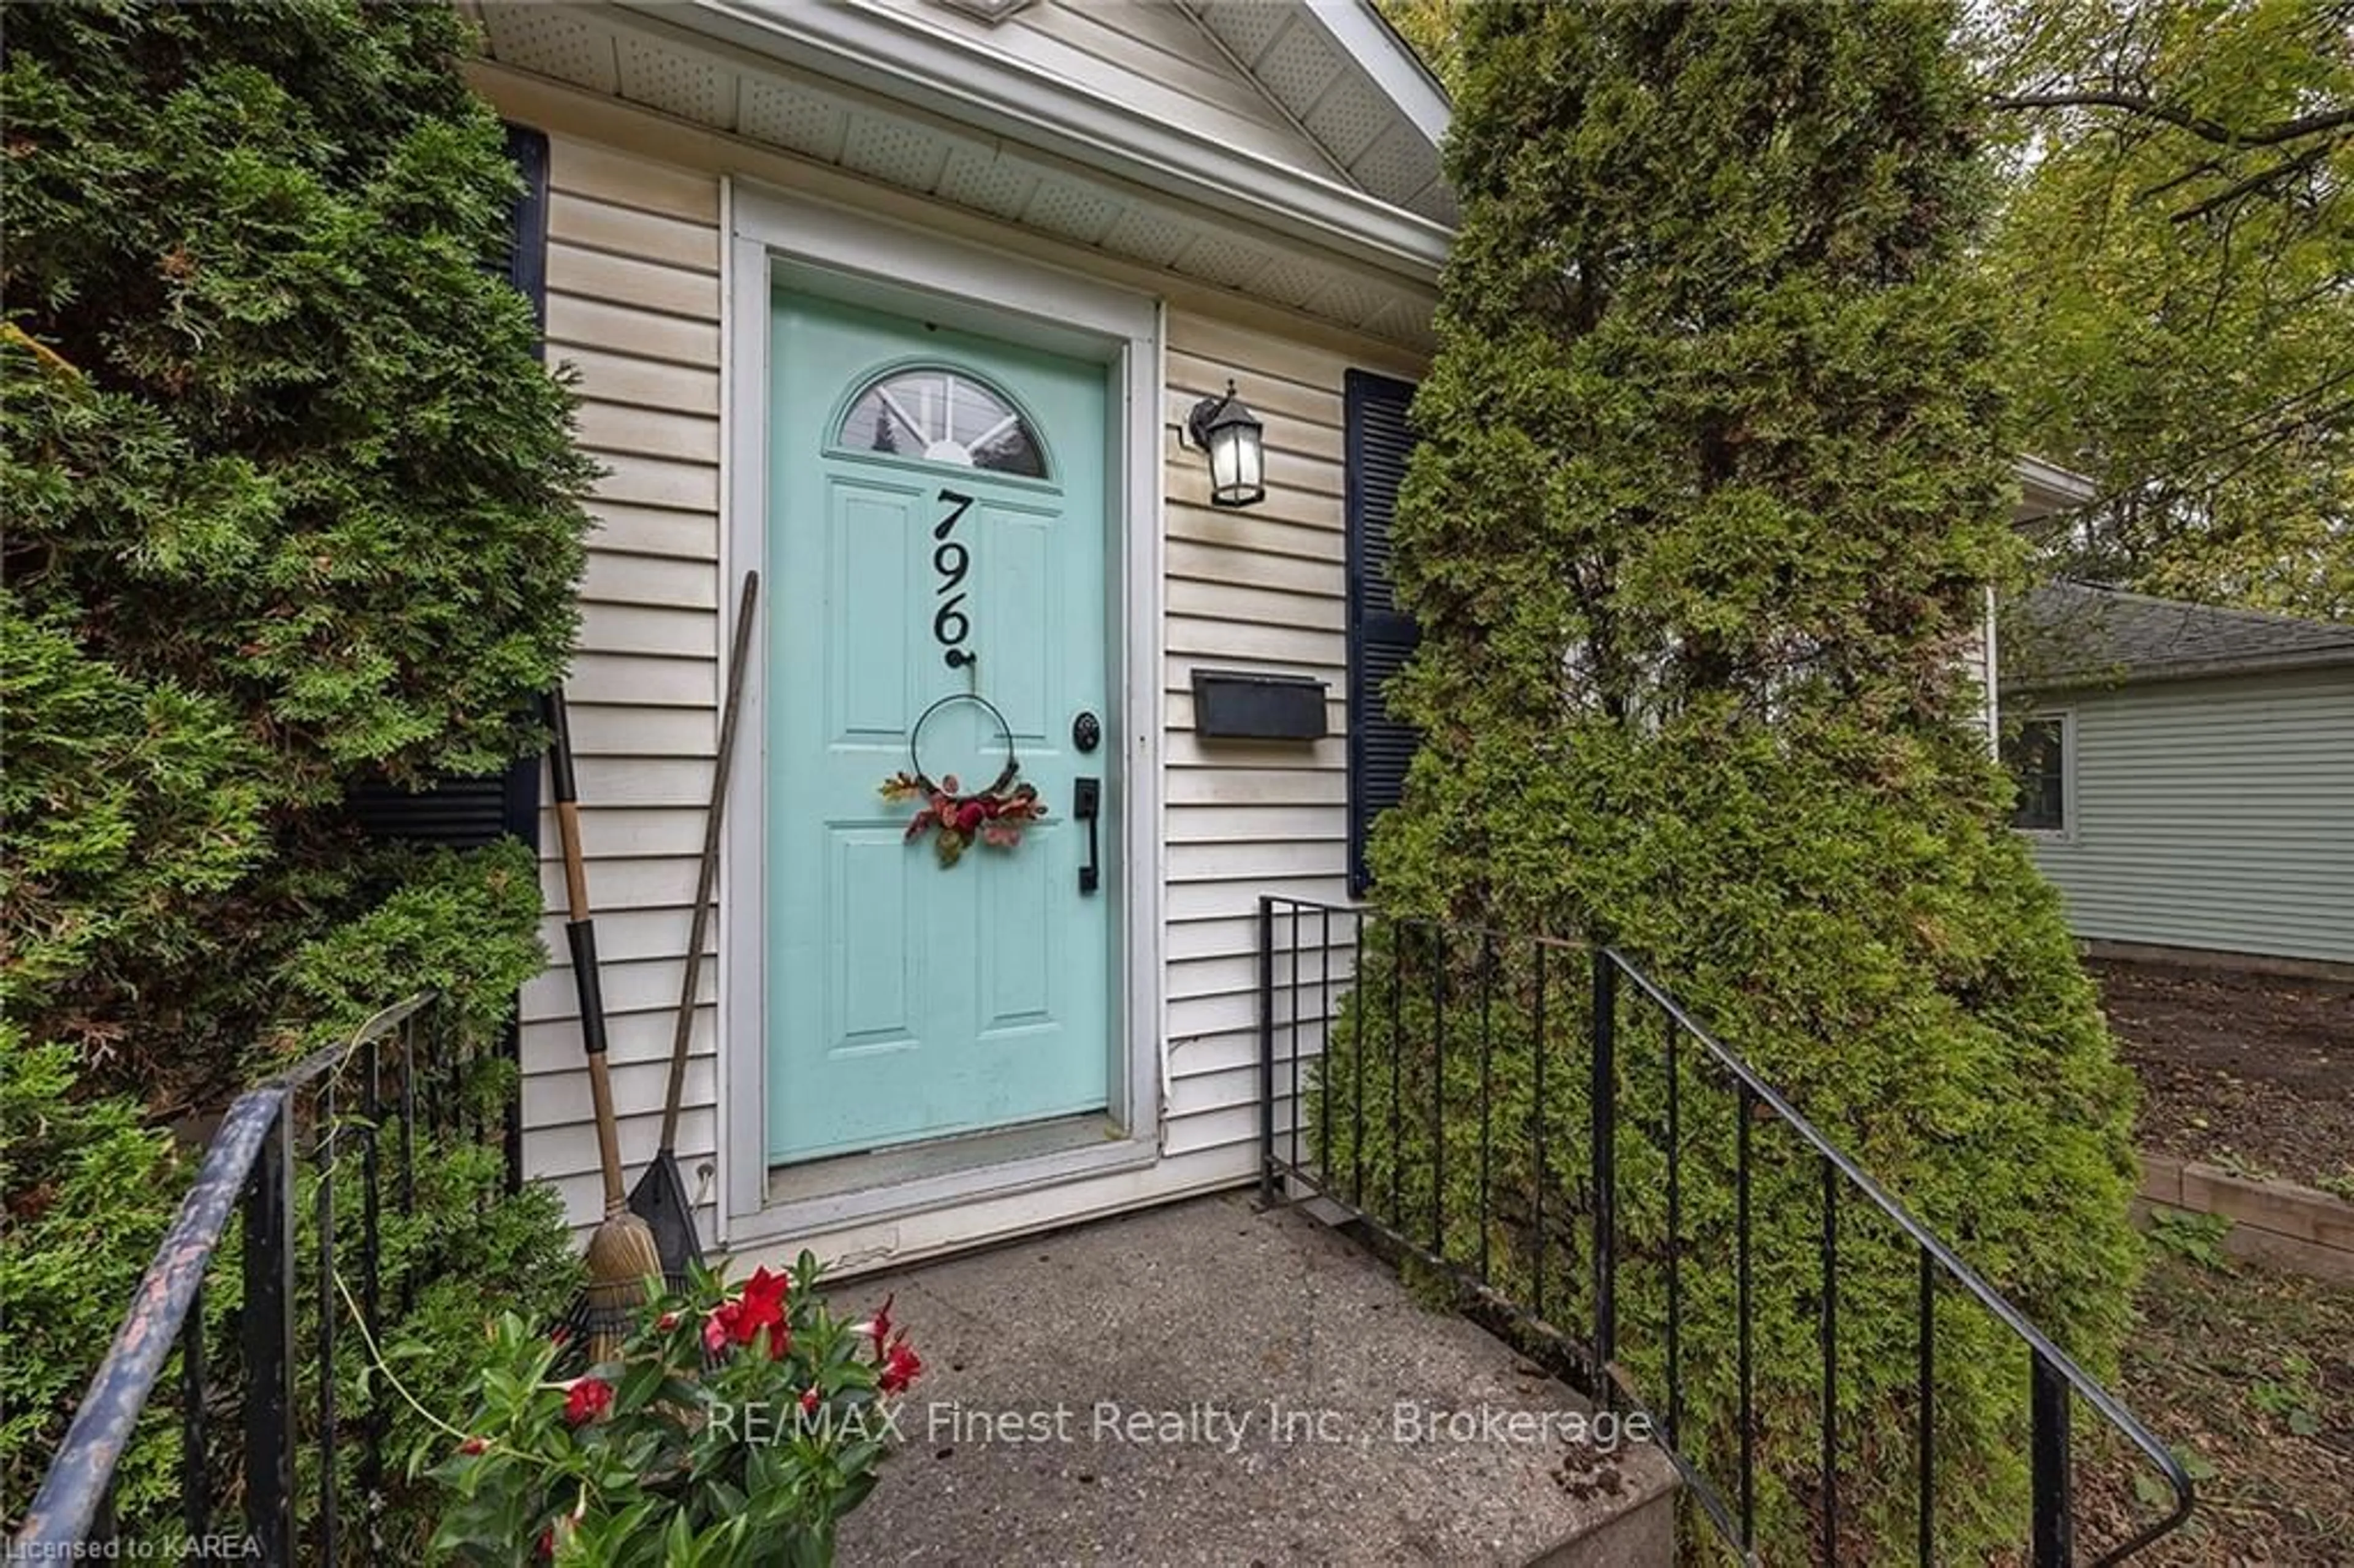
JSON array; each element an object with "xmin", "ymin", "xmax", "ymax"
[{"xmin": 1184, "ymin": 379, "xmax": 1266, "ymax": 508}]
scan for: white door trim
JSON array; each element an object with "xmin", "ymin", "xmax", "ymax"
[{"xmin": 717, "ymin": 178, "xmax": 1166, "ymax": 1248}]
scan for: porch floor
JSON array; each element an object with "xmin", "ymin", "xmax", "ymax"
[{"xmin": 832, "ymin": 1192, "xmax": 1676, "ymax": 1567}]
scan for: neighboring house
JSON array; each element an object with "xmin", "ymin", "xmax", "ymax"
[
  {"xmin": 2001, "ymin": 582, "xmax": 2354, "ymax": 969},
  {"xmin": 1979, "ymin": 459, "xmax": 2101, "ymax": 752},
  {"xmin": 445, "ymin": 0, "xmax": 2117, "ymax": 1266}
]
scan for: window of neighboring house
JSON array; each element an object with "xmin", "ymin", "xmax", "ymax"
[{"xmin": 2005, "ymin": 714, "xmax": 2067, "ymax": 832}]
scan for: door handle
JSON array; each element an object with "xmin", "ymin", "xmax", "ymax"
[{"xmin": 1073, "ymin": 777, "xmax": 1100, "ymax": 896}]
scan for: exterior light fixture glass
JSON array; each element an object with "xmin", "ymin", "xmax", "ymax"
[{"xmin": 1186, "ymin": 379, "xmax": 1266, "ymax": 508}]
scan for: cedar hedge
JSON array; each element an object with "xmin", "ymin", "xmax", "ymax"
[
  {"xmin": 1320, "ymin": 4, "xmax": 2141, "ymax": 1559},
  {"xmin": 2, "ymin": 1, "xmax": 592, "ymax": 1542}
]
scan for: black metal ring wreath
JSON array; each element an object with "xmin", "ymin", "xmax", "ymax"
[
  {"xmin": 881, "ymin": 693, "xmax": 1043, "ymax": 866},
  {"xmin": 905, "ymin": 691, "xmax": 1021, "ymax": 797}
]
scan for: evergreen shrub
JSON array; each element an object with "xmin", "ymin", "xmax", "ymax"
[
  {"xmin": 2, "ymin": 1, "xmax": 593, "ymax": 1539},
  {"xmin": 1317, "ymin": 4, "xmax": 2141, "ymax": 1558}
]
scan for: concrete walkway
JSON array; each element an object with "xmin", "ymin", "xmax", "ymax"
[{"xmin": 833, "ymin": 1192, "xmax": 1675, "ymax": 1567}]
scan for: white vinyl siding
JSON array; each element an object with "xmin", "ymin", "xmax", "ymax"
[
  {"xmin": 495, "ymin": 99, "xmax": 1425, "ymax": 1258},
  {"xmin": 2020, "ymin": 667, "xmax": 2354, "ymax": 964},
  {"xmin": 1160, "ymin": 314, "xmax": 1389, "ymax": 1165},
  {"xmin": 519, "ymin": 136, "xmax": 726, "ymax": 1233}
]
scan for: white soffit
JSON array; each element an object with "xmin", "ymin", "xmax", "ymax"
[
  {"xmin": 1184, "ymin": 0, "xmax": 1457, "ymax": 227},
  {"xmin": 472, "ymin": 1, "xmax": 1443, "ymax": 350}
]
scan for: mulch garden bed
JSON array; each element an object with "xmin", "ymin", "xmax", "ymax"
[
  {"xmin": 2092, "ymin": 959, "xmax": 2354, "ymax": 1195},
  {"xmin": 2074, "ymin": 1251, "xmax": 2354, "ymax": 1566}
]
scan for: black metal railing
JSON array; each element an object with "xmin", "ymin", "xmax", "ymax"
[
  {"xmin": 1257, "ymin": 896, "xmax": 2193, "ymax": 1566},
  {"xmin": 11, "ymin": 992, "xmax": 517, "ymax": 1563}
]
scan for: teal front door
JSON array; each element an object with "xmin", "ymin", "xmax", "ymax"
[{"xmin": 767, "ymin": 289, "xmax": 1114, "ymax": 1164}]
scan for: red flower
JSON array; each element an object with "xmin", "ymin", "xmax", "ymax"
[
  {"xmin": 563, "ymin": 1376, "xmax": 613, "ymax": 1425},
  {"xmin": 656, "ymin": 1310, "xmax": 680, "ymax": 1332},
  {"xmin": 879, "ymin": 1333, "xmax": 923, "ymax": 1395},
  {"xmin": 858, "ymin": 1292, "xmax": 896, "ymax": 1349},
  {"xmin": 800, "ymin": 1383, "xmax": 821, "ymax": 1417},
  {"xmin": 457, "ymin": 1436, "xmax": 489, "ymax": 1456},
  {"xmin": 705, "ymin": 1266, "xmax": 792, "ymax": 1360},
  {"xmin": 955, "ymin": 801, "xmax": 985, "ymax": 834},
  {"xmin": 746, "ymin": 1264, "xmax": 790, "ymax": 1317},
  {"xmin": 537, "ymin": 1528, "xmax": 555, "ymax": 1561}
]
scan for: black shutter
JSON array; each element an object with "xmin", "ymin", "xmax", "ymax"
[
  {"xmin": 1344, "ymin": 370, "xmax": 1422, "ymax": 896},
  {"xmin": 349, "ymin": 124, "xmax": 550, "ymax": 854},
  {"xmin": 498, "ymin": 124, "xmax": 551, "ymax": 338}
]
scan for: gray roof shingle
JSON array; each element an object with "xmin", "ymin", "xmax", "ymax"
[{"xmin": 2005, "ymin": 582, "xmax": 2354, "ymax": 690}]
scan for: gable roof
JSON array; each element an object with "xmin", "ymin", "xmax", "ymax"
[
  {"xmin": 2006, "ymin": 582, "xmax": 2354, "ymax": 691},
  {"xmin": 471, "ymin": 0, "xmax": 1450, "ymax": 345}
]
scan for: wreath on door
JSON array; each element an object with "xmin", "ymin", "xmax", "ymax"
[{"xmin": 879, "ymin": 693, "xmax": 1046, "ymax": 866}]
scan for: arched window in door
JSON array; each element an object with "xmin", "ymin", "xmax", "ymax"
[{"xmin": 837, "ymin": 366, "xmax": 1048, "ymax": 479}]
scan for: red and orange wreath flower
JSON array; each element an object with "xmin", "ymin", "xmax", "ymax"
[{"xmin": 880, "ymin": 769, "xmax": 1046, "ymax": 866}]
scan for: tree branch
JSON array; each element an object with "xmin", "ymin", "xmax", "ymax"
[
  {"xmin": 2135, "ymin": 156, "xmax": 2226, "ymax": 205},
  {"xmin": 2076, "ymin": 376, "xmax": 2354, "ymax": 522},
  {"xmin": 1988, "ymin": 90, "xmax": 2354, "ymax": 148},
  {"xmin": 2169, "ymin": 142, "xmax": 2334, "ymax": 223}
]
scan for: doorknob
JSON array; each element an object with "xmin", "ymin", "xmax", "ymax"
[{"xmin": 1073, "ymin": 777, "xmax": 1101, "ymax": 896}]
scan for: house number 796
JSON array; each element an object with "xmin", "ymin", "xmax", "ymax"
[{"xmin": 934, "ymin": 488, "xmax": 975, "ymax": 669}]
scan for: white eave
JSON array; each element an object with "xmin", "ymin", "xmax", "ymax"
[
  {"xmin": 657, "ymin": 1, "xmax": 1453, "ymax": 282},
  {"xmin": 1182, "ymin": 0, "xmax": 1455, "ymax": 226},
  {"xmin": 2014, "ymin": 454, "xmax": 2098, "ymax": 521},
  {"xmin": 1297, "ymin": 1, "xmax": 1452, "ymax": 147},
  {"xmin": 470, "ymin": 0, "xmax": 1450, "ymax": 348}
]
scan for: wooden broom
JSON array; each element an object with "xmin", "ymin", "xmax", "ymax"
[{"xmin": 547, "ymin": 686, "xmax": 663, "ymax": 1363}]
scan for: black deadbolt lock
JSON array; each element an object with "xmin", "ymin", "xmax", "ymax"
[{"xmin": 1072, "ymin": 710, "xmax": 1101, "ymax": 753}]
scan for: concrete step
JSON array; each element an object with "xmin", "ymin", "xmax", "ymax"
[
  {"xmin": 829, "ymin": 1191, "xmax": 1677, "ymax": 1566},
  {"xmin": 1529, "ymin": 1483, "xmax": 1676, "ymax": 1568}
]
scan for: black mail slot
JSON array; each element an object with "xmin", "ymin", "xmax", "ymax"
[{"xmin": 1189, "ymin": 669, "xmax": 1329, "ymax": 741}]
